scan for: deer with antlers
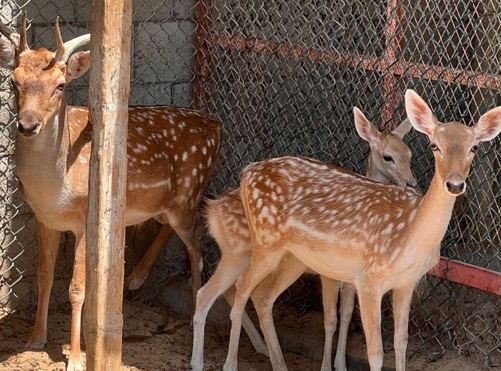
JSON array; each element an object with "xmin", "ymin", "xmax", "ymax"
[
  {"xmin": 191, "ymin": 111, "xmax": 416, "ymax": 371},
  {"xmin": 220, "ymin": 90, "xmax": 501, "ymax": 371},
  {"xmin": 0, "ymin": 16, "xmax": 220, "ymax": 371}
]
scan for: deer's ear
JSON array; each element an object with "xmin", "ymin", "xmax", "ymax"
[
  {"xmin": 405, "ymin": 89, "xmax": 437, "ymax": 137},
  {"xmin": 354, "ymin": 107, "xmax": 379, "ymax": 145},
  {"xmin": 475, "ymin": 106, "xmax": 501, "ymax": 142},
  {"xmin": 391, "ymin": 118, "xmax": 412, "ymax": 139},
  {"xmin": 66, "ymin": 51, "xmax": 90, "ymax": 82},
  {"xmin": 0, "ymin": 38, "xmax": 16, "ymax": 70}
]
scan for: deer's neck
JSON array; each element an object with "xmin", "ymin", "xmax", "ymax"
[
  {"xmin": 15, "ymin": 102, "xmax": 69, "ymax": 197},
  {"xmin": 366, "ymin": 155, "xmax": 389, "ymax": 183},
  {"xmin": 406, "ymin": 172, "xmax": 456, "ymax": 257}
]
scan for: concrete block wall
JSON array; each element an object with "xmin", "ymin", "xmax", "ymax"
[{"xmin": 0, "ymin": 0, "xmax": 196, "ymax": 107}]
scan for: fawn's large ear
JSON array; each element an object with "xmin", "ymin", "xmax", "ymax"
[
  {"xmin": 475, "ymin": 106, "xmax": 501, "ymax": 142},
  {"xmin": 354, "ymin": 107, "xmax": 379, "ymax": 146},
  {"xmin": 66, "ymin": 51, "xmax": 90, "ymax": 82},
  {"xmin": 391, "ymin": 118, "xmax": 412, "ymax": 139},
  {"xmin": 405, "ymin": 89, "xmax": 437, "ymax": 137},
  {"xmin": 0, "ymin": 38, "xmax": 16, "ymax": 70}
]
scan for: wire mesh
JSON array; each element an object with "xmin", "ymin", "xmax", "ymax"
[
  {"xmin": 0, "ymin": 0, "xmax": 199, "ymax": 316},
  {"xmin": 194, "ymin": 0, "xmax": 501, "ymax": 368},
  {"xmin": 0, "ymin": 0, "xmax": 500, "ymax": 369}
]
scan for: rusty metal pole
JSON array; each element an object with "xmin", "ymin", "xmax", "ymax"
[
  {"xmin": 193, "ymin": 0, "xmax": 213, "ymax": 112},
  {"xmin": 84, "ymin": 0, "xmax": 132, "ymax": 370}
]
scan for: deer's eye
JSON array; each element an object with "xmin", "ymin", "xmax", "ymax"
[
  {"xmin": 430, "ymin": 143, "xmax": 439, "ymax": 151},
  {"xmin": 383, "ymin": 155, "xmax": 394, "ymax": 163},
  {"xmin": 56, "ymin": 83, "xmax": 66, "ymax": 91},
  {"xmin": 471, "ymin": 145, "xmax": 479, "ymax": 154}
]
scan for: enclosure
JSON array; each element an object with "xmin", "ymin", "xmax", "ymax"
[{"xmin": 1, "ymin": 0, "xmax": 501, "ymax": 370}]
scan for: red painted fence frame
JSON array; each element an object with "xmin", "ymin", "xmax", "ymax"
[{"xmin": 193, "ymin": 0, "xmax": 501, "ymax": 296}]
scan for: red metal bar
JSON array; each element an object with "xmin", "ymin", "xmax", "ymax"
[
  {"xmin": 193, "ymin": 0, "xmax": 213, "ymax": 112},
  {"xmin": 382, "ymin": 0, "xmax": 405, "ymax": 129},
  {"xmin": 207, "ymin": 32, "xmax": 501, "ymax": 91},
  {"xmin": 429, "ymin": 257, "xmax": 501, "ymax": 297}
]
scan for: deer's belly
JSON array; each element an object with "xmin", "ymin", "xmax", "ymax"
[
  {"xmin": 125, "ymin": 209, "xmax": 157, "ymax": 226},
  {"xmin": 287, "ymin": 241, "xmax": 361, "ymax": 284}
]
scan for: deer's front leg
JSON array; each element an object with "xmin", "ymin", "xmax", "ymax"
[
  {"xmin": 26, "ymin": 222, "xmax": 61, "ymax": 349},
  {"xmin": 67, "ymin": 233, "xmax": 86, "ymax": 371},
  {"xmin": 392, "ymin": 284, "xmax": 415, "ymax": 371},
  {"xmin": 357, "ymin": 286, "xmax": 384, "ymax": 371}
]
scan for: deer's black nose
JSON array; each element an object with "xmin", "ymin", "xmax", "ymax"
[
  {"xmin": 445, "ymin": 181, "xmax": 465, "ymax": 195},
  {"xmin": 18, "ymin": 121, "xmax": 41, "ymax": 136},
  {"xmin": 18, "ymin": 110, "xmax": 42, "ymax": 137}
]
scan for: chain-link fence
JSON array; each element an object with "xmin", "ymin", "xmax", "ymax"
[
  {"xmin": 0, "ymin": 0, "xmax": 199, "ymax": 314},
  {"xmin": 1, "ymin": 0, "xmax": 501, "ymax": 369},
  {"xmin": 194, "ymin": 0, "xmax": 501, "ymax": 368}
]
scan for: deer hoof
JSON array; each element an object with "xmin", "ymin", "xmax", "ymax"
[
  {"xmin": 26, "ymin": 337, "xmax": 46, "ymax": 350},
  {"xmin": 126, "ymin": 271, "xmax": 148, "ymax": 290},
  {"xmin": 66, "ymin": 356, "xmax": 84, "ymax": 371}
]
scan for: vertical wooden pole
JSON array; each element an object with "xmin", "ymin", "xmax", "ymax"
[{"xmin": 84, "ymin": 0, "xmax": 132, "ymax": 370}]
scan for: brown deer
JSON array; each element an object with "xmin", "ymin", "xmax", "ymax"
[
  {"xmin": 222, "ymin": 90, "xmax": 501, "ymax": 371},
  {"xmin": 0, "ymin": 16, "xmax": 220, "ymax": 371},
  {"xmin": 191, "ymin": 110, "xmax": 416, "ymax": 371}
]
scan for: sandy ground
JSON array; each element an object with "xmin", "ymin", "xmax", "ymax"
[
  {"xmin": 0, "ymin": 300, "xmax": 320, "ymax": 371},
  {"xmin": 272, "ymin": 305, "xmax": 487, "ymax": 371},
  {"xmin": 0, "ymin": 300, "xmax": 488, "ymax": 371}
]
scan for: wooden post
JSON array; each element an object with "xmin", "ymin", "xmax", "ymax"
[{"xmin": 84, "ymin": 0, "xmax": 132, "ymax": 370}]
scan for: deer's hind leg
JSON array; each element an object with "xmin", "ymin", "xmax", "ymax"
[
  {"xmin": 166, "ymin": 209, "xmax": 203, "ymax": 320},
  {"xmin": 251, "ymin": 254, "xmax": 308, "ymax": 371},
  {"xmin": 224, "ymin": 247, "xmax": 286, "ymax": 371},
  {"xmin": 126, "ymin": 223, "xmax": 174, "ymax": 290}
]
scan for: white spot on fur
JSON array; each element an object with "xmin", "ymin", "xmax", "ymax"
[
  {"xmin": 396, "ymin": 221, "xmax": 405, "ymax": 231},
  {"xmin": 409, "ymin": 208, "xmax": 417, "ymax": 222},
  {"xmin": 128, "ymin": 178, "xmax": 171, "ymax": 191},
  {"xmin": 381, "ymin": 224, "xmax": 393, "ymax": 236}
]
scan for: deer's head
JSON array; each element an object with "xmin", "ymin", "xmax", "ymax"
[
  {"xmin": 353, "ymin": 107, "xmax": 416, "ymax": 187},
  {"xmin": 0, "ymin": 14, "xmax": 90, "ymax": 137},
  {"xmin": 405, "ymin": 89, "xmax": 501, "ymax": 196}
]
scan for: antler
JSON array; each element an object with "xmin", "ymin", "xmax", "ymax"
[
  {"xmin": 19, "ymin": 12, "xmax": 29, "ymax": 53},
  {"xmin": 53, "ymin": 17, "xmax": 90, "ymax": 63}
]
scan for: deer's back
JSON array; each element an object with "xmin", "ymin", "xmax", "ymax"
[
  {"xmin": 240, "ymin": 157, "xmax": 423, "ymax": 282},
  {"xmin": 52, "ymin": 106, "xmax": 221, "ymax": 231}
]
